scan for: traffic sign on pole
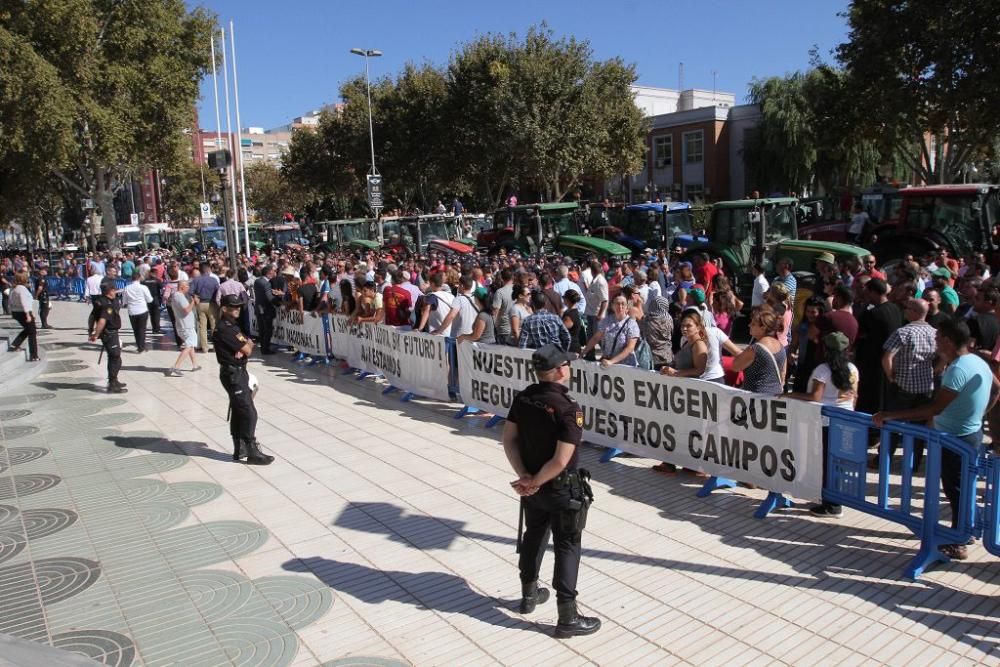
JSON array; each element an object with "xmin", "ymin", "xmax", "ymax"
[
  {"xmin": 129, "ymin": 213, "xmax": 139, "ymax": 225},
  {"xmin": 367, "ymin": 174, "xmax": 383, "ymax": 209}
]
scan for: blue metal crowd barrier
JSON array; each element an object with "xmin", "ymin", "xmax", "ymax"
[{"xmin": 822, "ymin": 406, "xmax": 985, "ymax": 579}]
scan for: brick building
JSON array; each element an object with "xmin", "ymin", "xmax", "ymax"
[{"xmin": 589, "ymin": 85, "xmax": 762, "ymax": 205}]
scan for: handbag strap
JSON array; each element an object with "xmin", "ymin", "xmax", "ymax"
[
  {"xmin": 610, "ymin": 317, "xmax": 632, "ymax": 359},
  {"xmin": 756, "ymin": 341, "xmax": 784, "ymax": 383}
]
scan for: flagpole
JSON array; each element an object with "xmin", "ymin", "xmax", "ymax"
[
  {"xmin": 230, "ymin": 20, "xmax": 251, "ymax": 254},
  {"xmin": 219, "ymin": 27, "xmax": 241, "ymax": 255},
  {"xmin": 209, "ymin": 33, "xmax": 223, "ymax": 223}
]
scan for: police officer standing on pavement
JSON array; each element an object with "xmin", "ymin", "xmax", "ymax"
[
  {"xmin": 88, "ymin": 279, "xmax": 126, "ymax": 394},
  {"xmin": 503, "ymin": 343, "xmax": 601, "ymax": 638},
  {"xmin": 214, "ymin": 293, "xmax": 273, "ymax": 465}
]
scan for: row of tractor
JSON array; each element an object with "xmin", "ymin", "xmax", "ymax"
[{"xmin": 107, "ymin": 184, "xmax": 999, "ymax": 311}]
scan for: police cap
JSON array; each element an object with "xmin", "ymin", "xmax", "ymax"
[
  {"xmin": 100, "ymin": 279, "xmax": 117, "ymax": 293},
  {"xmin": 220, "ymin": 294, "xmax": 244, "ymax": 308},
  {"xmin": 532, "ymin": 344, "xmax": 574, "ymax": 372}
]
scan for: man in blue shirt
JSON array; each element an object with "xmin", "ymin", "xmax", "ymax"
[
  {"xmin": 189, "ymin": 261, "xmax": 220, "ymax": 352},
  {"xmin": 874, "ymin": 318, "xmax": 999, "ymax": 561},
  {"xmin": 772, "ymin": 257, "xmax": 797, "ymax": 307}
]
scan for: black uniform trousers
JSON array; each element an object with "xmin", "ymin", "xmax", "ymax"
[
  {"xmin": 219, "ymin": 364, "xmax": 257, "ymax": 440},
  {"xmin": 257, "ymin": 309, "xmax": 275, "ymax": 353},
  {"xmin": 11, "ymin": 311, "xmax": 38, "ymax": 359},
  {"xmin": 100, "ymin": 329, "xmax": 122, "ymax": 382},
  {"xmin": 38, "ymin": 299, "xmax": 50, "ymax": 328},
  {"xmin": 143, "ymin": 280, "xmax": 162, "ymax": 332},
  {"xmin": 518, "ymin": 486, "xmax": 581, "ymax": 603},
  {"xmin": 129, "ymin": 312, "xmax": 149, "ymax": 352}
]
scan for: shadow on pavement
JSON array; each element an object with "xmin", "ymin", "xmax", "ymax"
[
  {"xmin": 328, "ymin": 499, "xmax": 1000, "ymax": 655},
  {"xmin": 104, "ymin": 435, "xmax": 232, "ymax": 462},
  {"xmin": 30, "ymin": 381, "xmax": 108, "ymax": 394},
  {"xmin": 284, "ymin": 556, "xmax": 548, "ymax": 633}
]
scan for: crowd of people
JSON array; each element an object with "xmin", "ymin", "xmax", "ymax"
[{"xmin": 2, "ymin": 241, "xmax": 998, "ymax": 558}]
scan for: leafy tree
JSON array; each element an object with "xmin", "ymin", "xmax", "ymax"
[
  {"xmin": 1, "ymin": 0, "xmax": 215, "ymax": 249},
  {"xmin": 445, "ymin": 32, "xmax": 521, "ymax": 208},
  {"xmin": 838, "ymin": 0, "xmax": 1000, "ymax": 183},
  {"xmin": 448, "ymin": 27, "xmax": 644, "ymax": 204},
  {"xmin": 0, "ymin": 16, "xmax": 76, "ymax": 219},
  {"xmin": 282, "ymin": 109, "xmax": 364, "ymax": 218},
  {"xmin": 284, "ymin": 25, "xmax": 646, "ymax": 213},
  {"xmin": 245, "ymin": 161, "xmax": 303, "ymax": 223},
  {"xmin": 744, "ymin": 68, "xmax": 880, "ymax": 194},
  {"xmin": 160, "ymin": 159, "xmax": 207, "ymax": 226}
]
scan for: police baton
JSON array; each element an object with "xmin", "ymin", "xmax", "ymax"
[{"xmin": 515, "ymin": 498, "xmax": 525, "ymax": 554}]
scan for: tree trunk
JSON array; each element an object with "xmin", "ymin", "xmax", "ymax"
[{"xmin": 95, "ymin": 166, "xmax": 118, "ymax": 251}]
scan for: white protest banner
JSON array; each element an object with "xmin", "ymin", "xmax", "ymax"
[
  {"xmin": 328, "ymin": 314, "xmax": 451, "ymax": 401},
  {"xmin": 456, "ymin": 342, "xmax": 823, "ymax": 499},
  {"xmin": 329, "ymin": 314, "xmax": 363, "ymax": 367},
  {"xmin": 272, "ymin": 308, "xmax": 326, "ymax": 356}
]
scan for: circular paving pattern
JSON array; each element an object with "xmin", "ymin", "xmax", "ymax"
[
  {"xmin": 18, "ymin": 508, "xmax": 78, "ymax": 541},
  {"xmin": 0, "ymin": 393, "xmax": 54, "ymax": 407},
  {"xmin": 50, "ymin": 629, "xmax": 136, "ymax": 667},
  {"xmin": 172, "ymin": 481, "xmax": 224, "ymax": 507},
  {"xmin": 208, "ymin": 521, "xmax": 271, "ymax": 558},
  {"xmin": 254, "ymin": 576, "xmax": 335, "ymax": 630},
  {"xmin": 5, "ymin": 446, "xmax": 50, "ymax": 467},
  {"xmin": 134, "ymin": 503, "xmax": 189, "ymax": 532},
  {"xmin": 0, "ymin": 531, "xmax": 26, "ymax": 564},
  {"xmin": 0, "ymin": 424, "xmax": 41, "ymax": 440},
  {"xmin": 118, "ymin": 478, "xmax": 171, "ymax": 503},
  {"xmin": 180, "ymin": 570, "xmax": 256, "ymax": 620},
  {"xmin": 0, "ymin": 504, "xmax": 17, "ymax": 525},
  {"xmin": 217, "ymin": 618, "xmax": 300, "ymax": 667},
  {"xmin": 0, "ymin": 474, "xmax": 62, "ymax": 500},
  {"xmin": 30, "ymin": 557, "xmax": 102, "ymax": 605}
]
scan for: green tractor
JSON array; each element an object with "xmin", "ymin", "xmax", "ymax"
[
  {"xmin": 685, "ymin": 197, "xmax": 869, "ymax": 307},
  {"xmin": 478, "ymin": 202, "xmax": 631, "ymax": 261},
  {"xmin": 315, "ymin": 218, "xmax": 380, "ymax": 254}
]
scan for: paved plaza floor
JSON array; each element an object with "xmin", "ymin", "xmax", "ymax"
[{"xmin": 1, "ymin": 302, "xmax": 999, "ymax": 666}]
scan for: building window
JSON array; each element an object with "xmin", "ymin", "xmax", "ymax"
[
  {"xmin": 685, "ymin": 183, "xmax": 705, "ymax": 202},
  {"xmin": 654, "ymin": 136, "xmax": 672, "ymax": 169},
  {"xmin": 684, "ymin": 131, "xmax": 704, "ymax": 163}
]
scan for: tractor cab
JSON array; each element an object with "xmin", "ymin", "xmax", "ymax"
[
  {"xmin": 591, "ymin": 202, "xmax": 703, "ymax": 255},
  {"xmin": 872, "ymin": 184, "xmax": 1000, "ymax": 264}
]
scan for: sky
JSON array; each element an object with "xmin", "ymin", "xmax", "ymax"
[{"xmin": 195, "ymin": 0, "xmax": 850, "ymax": 132}]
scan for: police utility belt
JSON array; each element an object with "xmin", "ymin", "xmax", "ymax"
[{"xmin": 518, "ymin": 469, "xmax": 595, "ymax": 553}]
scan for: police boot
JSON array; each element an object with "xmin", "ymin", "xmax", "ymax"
[
  {"xmin": 107, "ymin": 381, "xmax": 127, "ymax": 394},
  {"xmin": 110, "ymin": 379, "xmax": 127, "ymax": 389},
  {"xmin": 244, "ymin": 439, "xmax": 274, "ymax": 466},
  {"xmin": 232, "ymin": 438, "xmax": 246, "ymax": 463},
  {"xmin": 519, "ymin": 580, "xmax": 550, "ymax": 614},
  {"xmin": 554, "ymin": 601, "xmax": 601, "ymax": 638}
]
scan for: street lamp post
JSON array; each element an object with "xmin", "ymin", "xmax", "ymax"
[{"xmin": 350, "ymin": 47, "xmax": 383, "ymax": 243}]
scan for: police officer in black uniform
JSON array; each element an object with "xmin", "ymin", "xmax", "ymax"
[
  {"xmin": 214, "ymin": 294, "xmax": 273, "ymax": 465},
  {"xmin": 503, "ymin": 344, "xmax": 601, "ymax": 638},
  {"xmin": 88, "ymin": 279, "xmax": 126, "ymax": 394}
]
